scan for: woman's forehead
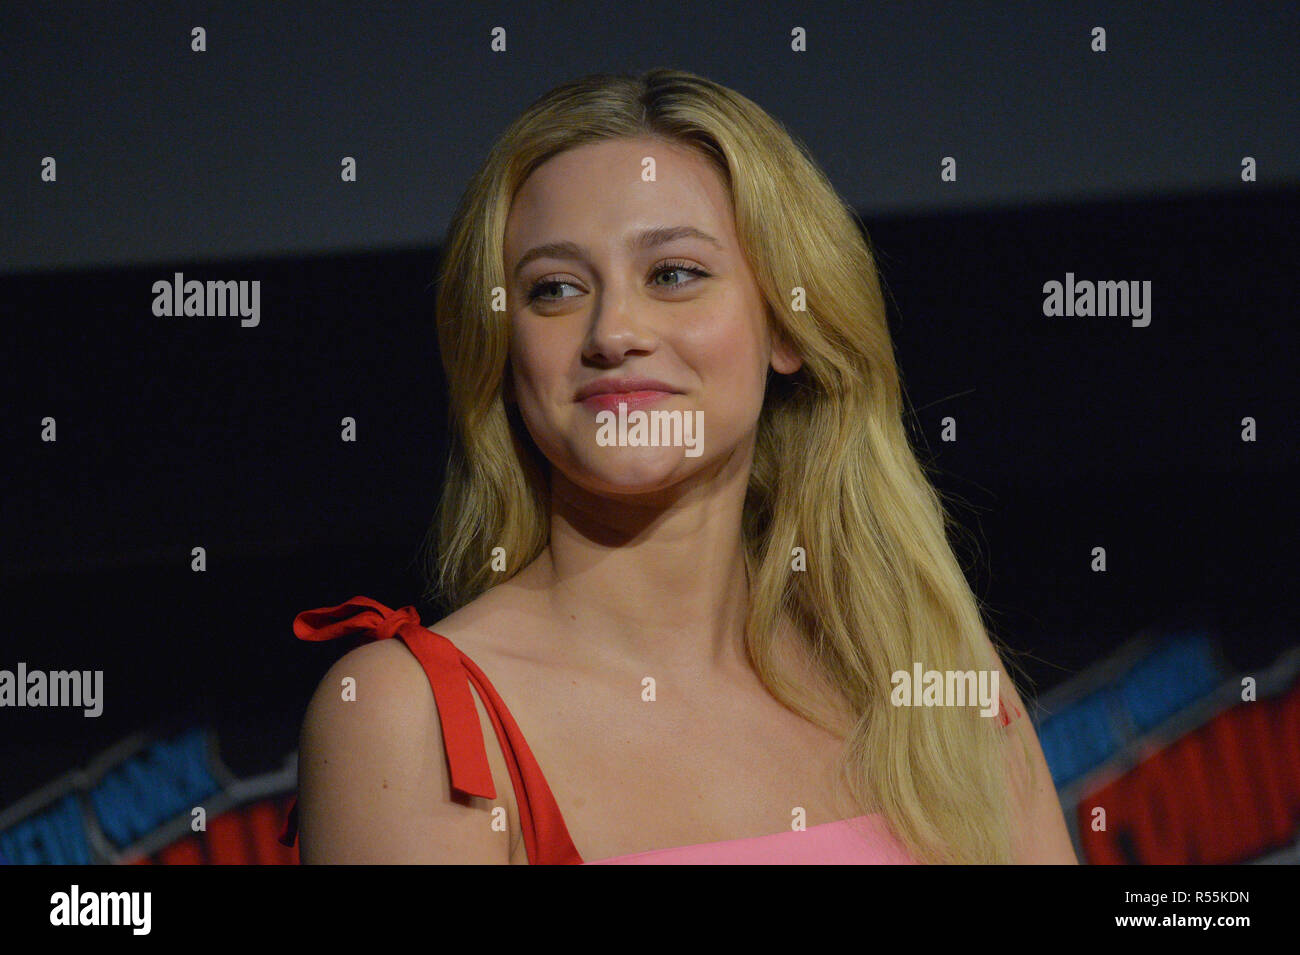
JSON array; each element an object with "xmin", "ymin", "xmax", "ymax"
[{"xmin": 505, "ymin": 140, "xmax": 734, "ymax": 258}]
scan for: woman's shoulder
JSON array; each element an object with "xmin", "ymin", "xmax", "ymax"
[
  {"xmin": 300, "ymin": 639, "xmax": 439, "ymax": 771},
  {"xmin": 300, "ymin": 586, "xmax": 531, "ymax": 741},
  {"xmin": 294, "ymin": 595, "xmax": 531, "ymax": 861},
  {"xmin": 296, "ymin": 638, "xmax": 508, "ymax": 861}
]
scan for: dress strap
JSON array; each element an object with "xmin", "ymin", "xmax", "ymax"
[{"xmin": 278, "ymin": 596, "xmax": 581, "ymax": 865}]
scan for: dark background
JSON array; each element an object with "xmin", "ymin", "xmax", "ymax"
[{"xmin": 1, "ymin": 1, "xmax": 1296, "ymax": 809}]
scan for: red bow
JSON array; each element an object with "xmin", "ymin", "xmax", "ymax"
[{"xmin": 293, "ymin": 595, "xmax": 422, "ymax": 645}]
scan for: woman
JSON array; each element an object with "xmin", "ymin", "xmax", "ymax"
[{"xmin": 286, "ymin": 68, "xmax": 1078, "ymax": 864}]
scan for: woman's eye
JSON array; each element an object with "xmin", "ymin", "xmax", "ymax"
[
  {"xmin": 526, "ymin": 279, "xmax": 580, "ymax": 302},
  {"xmin": 651, "ymin": 263, "xmax": 708, "ymax": 288},
  {"xmin": 525, "ymin": 262, "xmax": 708, "ymax": 303}
]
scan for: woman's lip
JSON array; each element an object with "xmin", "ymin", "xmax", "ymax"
[{"xmin": 579, "ymin": 390, "xmax": 676, "ymax": 411}]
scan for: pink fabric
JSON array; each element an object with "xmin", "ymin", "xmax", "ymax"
[{"xmin": 583, "ymin": 813, "xmax": 919, "ymax": 864}]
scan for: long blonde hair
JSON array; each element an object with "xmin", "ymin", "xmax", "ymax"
[{"xmin": 422, "ymin": 68, "xmax": 1034, "ymax": 864}]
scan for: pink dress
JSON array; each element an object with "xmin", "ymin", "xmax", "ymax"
[
  {"xmin": 583, "ymin": 814, "xmax": 918, "ymax": 864},
  {"xmin": 279, "ymin": 596, "xmax": 1019, "ymax": 864}
]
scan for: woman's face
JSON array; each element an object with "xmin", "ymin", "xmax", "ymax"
[{"xmin": 502, "ymin": 135, "xmax": 800, "ymax": 497}]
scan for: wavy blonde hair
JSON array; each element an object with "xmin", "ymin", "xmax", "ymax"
[{"xmin": 422, "ymin": 68, "xmax": 1035, "ymax": 864}]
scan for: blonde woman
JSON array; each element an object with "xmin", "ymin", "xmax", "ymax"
[{"xmin": 281, "ymin": 68, "xmax": 1078, "ymax": 864}]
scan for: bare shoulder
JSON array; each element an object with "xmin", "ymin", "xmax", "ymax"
[
  {"xmin": 983, "ymin": 634, "xmax": 1081, "ymax": 864},
  {"xmin": 296, "ymin": 639, "xmax": 509, "ymax": 863}
]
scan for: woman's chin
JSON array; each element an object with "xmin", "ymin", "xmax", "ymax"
[{"xmin": 568, "ymin": 450, "xmax": 697, "ymax": 495}]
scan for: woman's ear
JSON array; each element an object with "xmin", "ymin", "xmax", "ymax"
[{"xmin": 769, "ymin": 325, "xmax": 803, "ymax": 376}]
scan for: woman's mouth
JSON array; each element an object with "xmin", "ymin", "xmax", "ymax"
[{"xmin": 579, "ymin": 390, "xmax": 676, "ymax": 412}]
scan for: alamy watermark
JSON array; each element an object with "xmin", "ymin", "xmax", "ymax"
[
  {"xmin": 595, "ymin": 404, "xmax": 703, "ymax": 458},
  {"xmin": 50, "ymin": 885, "xmax": 150, "ymax": 935},
  {"xmin": 890, "ymin": 663, "xmax": 1000, "ymax": 718},
  {"xmin": 1042, "ymin": 272, "xmax": 1151, "ymax": 327},
  {"xmin": 151, "ymin": 272, "xmax": 260, "ymax": 327},
  {"xmin": 0, "ymin": 663, "xmax": 102, "ymax": 717}
]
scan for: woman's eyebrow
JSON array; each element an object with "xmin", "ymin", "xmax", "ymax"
[{"xmin": 511, "ymin": 225, "xmax": 723, "ymax": 280}]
